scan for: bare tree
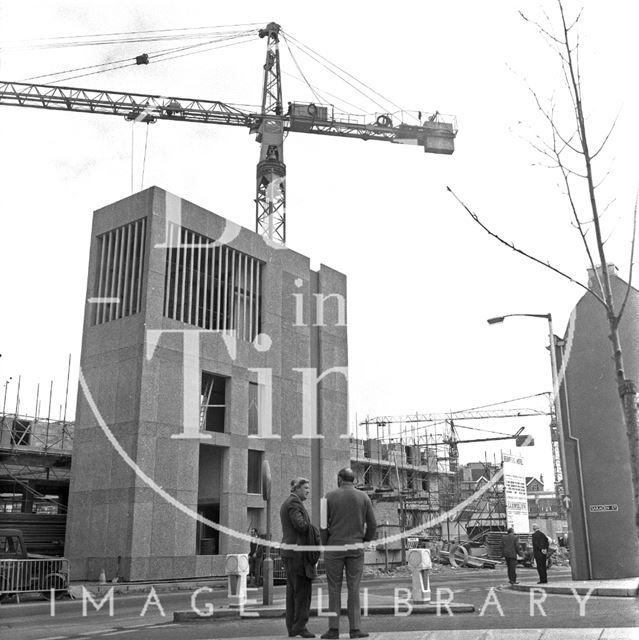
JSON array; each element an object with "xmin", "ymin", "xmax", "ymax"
[{"xmin": 449, "ymin": 0, "xmax": 639, "ymax": 538}]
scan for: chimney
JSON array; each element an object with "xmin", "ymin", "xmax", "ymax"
[{"xmin": 587, "ymin": 263, "xmax": 618, "ymax": 290}]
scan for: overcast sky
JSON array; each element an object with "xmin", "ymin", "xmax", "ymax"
[{"xmin": 1, "ymin": 1, "xmax": 637, "ymax": 487}]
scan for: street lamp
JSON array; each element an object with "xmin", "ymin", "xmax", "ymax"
[{"xmin": 487, "ymin": 313, "xmax": 568, "ymax": 498}]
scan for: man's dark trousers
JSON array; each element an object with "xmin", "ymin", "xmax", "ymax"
[
  {"xmin": 505, "ymin": 558, "xmax": 518, "ymax": 584},
  {"xmin": 283, "ymin": 556, "xmax": 312, "ymax": 635},
  {"xmin": 324, "ymin": 553, "xmax": 365, "ymax": 631},
  {"xmin": 534, "ymin": 553, "xmax": 548, "ymax": 583}
]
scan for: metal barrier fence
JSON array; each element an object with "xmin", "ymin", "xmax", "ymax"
[{"xmin": 0, "ymin": 557, "xmax": 69, "ymax": 599}]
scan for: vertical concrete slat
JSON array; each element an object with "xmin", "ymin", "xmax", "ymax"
[
  {"xmin": 172, "ymin": 224, "xmax": 180, "ymax": 320},
  {"xmin": 188, "ymin": 229, "xmax": 195, "ymax": 326},
  {"xmin": 242, "ymin": 253, "xmax": 248, "ymax": 342},
  {"xmin": 248, "ymin": 257, "xmax": 254, "ymax": 341},
  {"xmin": 115, "ymin": 223, "xmax": 126, "ymax": 321},
  {"xmin": 255, "ymin": 261, "xmax": 261, "ymax": 337},
  {"xmin": 222, "ymin": 246, "xmax": 229, "ymax": 333},
  {"xmin": 96, "ymin": 234, "xmax": 106, "ymax": 325},
  {"xmin": 180, "ymin": 227, "xmax": 188, "ymax": 323},
  {"xmin": 216, "ymin": 245, "xmax": 222, "ymax": 331},
  {"xmin": 230, "ymin": 248, "xmax": 236, "ymax": 334},
  {"xmin": 108, "ymin": 227, "xmax": 120, "ymax": 323},
  {"xmin": 195, "ymin": 232, "xmax": 202, "ymax": 327},
  {"xmin": 164, "ymin": 222, "xmax": 174, "ymax": 319},
  {"xmin": 129, "ymin": 221, "xmax": 139, "ymax": 318},
  {"xmin": 122, "ymin": 222, "xmax": 132, "ymax": 318},
  {"xmin": 135, "ymin": 218, "xmax": 146, "ymax": 315},
  {"xmin": 202, "ymin": 238, "xmax": 209, "ymax": 329}
]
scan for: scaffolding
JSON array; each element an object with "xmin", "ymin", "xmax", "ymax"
[{"xmin": 351, "ymin": 399, "xmax": 550, "ymax": 542}]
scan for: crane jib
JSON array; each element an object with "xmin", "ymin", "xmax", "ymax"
[{"xmin": 0, "ymin": 81, "xmax": 456, "ymax": 151}]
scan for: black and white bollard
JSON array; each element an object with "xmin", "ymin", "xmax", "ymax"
[
  {"xmin": 406, "ymin": 548, "xmax": 432, "ymax": 603},
  {"xmin": 225, "ymin": 553, "xmax": 250, "ymax": 607}
]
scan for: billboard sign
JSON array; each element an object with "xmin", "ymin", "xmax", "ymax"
[{"xmin": 502, "ymin": 453, "xmax": 529, "ymax": 532}]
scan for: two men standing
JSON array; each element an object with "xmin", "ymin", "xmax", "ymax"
[{"xmin": 279, "ymin": 468, "xmax": 377, "ymax": 640}]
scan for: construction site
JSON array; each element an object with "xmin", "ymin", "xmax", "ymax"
[
  {"xmin": 349, "ymin": 396, "xmax": 568, "ymax": 560},
  {"xmin": 4, "ymin": 12, "xmax": 638, "ymax": 589}
]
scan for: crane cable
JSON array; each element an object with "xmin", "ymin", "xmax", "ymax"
[
  {"xmin": 22, "ymin": 31, "xmax": 257, "ymax": 84},
  {"xmin": 0, "ymin": 23, "xmax": 264, "ymax": 51},
  {"xmin": 280, "ymin": 34, "xmax": 324, "ymax": 106},
  {"xmin": 282, "ymin": 30, "xmax": 406, "ymax": 117}
]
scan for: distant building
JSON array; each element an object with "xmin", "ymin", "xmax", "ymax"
[
  {"xmin": 65, "ymin": 187, "xmax": 349, "ymax": 581},
  {"xmin": 559, "ymin": 265, "xmax": 639, "ymax": 579}
]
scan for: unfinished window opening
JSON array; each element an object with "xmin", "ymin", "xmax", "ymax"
[
  {"xmin": 248, "ymin": 382, "xmax": 258, "ymax": 436},
  {"xmin": 197, "ymin": 445, "xmax": 223, "ymax": 555},
  {"xmin": 92, "ymin": 218, "xmax": 146, "ymax": 325},
  {"xmin": 247, "ymin": 450, "xmax": 263, "ymax": 494},
  {"xmin": 163, "ymin": 223, "xmax": 263, "ymax": 341},
  {"xmin": 200, "ymin": 372, "xmax": 227, "ymax": 433},
  {"xmin": 363, "ymin": 467, "xmax": 372, "ymax": 486}
]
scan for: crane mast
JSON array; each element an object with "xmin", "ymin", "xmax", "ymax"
[{"xmin": 256, "ymin": 22, "xmax": 286, "ymax": 244}]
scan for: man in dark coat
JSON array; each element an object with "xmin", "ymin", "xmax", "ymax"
[
  {"xmin": 500, "ymin": 527, "xmax": 521, "ymax": 585},
  {"xmin": 531, "ymin": 523, "xmax": 550, "ymax": 584},
  {"xmin": 280, "ymin": 477, "xmax": 315, "ymax": 638},
  {"xmin": 320, "ymin": 468, "xmax": 376, "ymax": 640}
]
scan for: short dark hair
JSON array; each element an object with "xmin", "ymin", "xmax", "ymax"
[
  {"xmin": 290, "ymin": 477, "xmax": 309, "ymax": 491},
  {"xmin": 507, "ymin": 527, "xmax": 514, "ymax": 534},
  {"xmin": 338, "ymin": 467, "xmax": 355, "ymax": 482}
]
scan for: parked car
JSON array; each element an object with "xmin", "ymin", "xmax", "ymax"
[{"xmin": 0, "ymin": 529, "xmax": 69, "ymax": 602}]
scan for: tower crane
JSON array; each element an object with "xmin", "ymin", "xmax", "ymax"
[{"xmin": 0, "ymin": 22, "xmax": 457, "ymax": 244}]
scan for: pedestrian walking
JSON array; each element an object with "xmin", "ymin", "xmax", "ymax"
[
  {"xmin": 531, "ymin": 523, "xmax": 550, "ymax": 584},
  {"xmin": 500, "ymin": 527, "xmax": 521, "ymax": 585},
  {"xmin": 280, "ymin": 477, "xmax": 315, "ymax": 638},
  {"xmin": 320, "ymin": 468, "xmax": 377, "ymax": 639}
]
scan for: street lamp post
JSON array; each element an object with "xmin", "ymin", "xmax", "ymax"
[{"xmin": 487, "ymin": 314, "xmax": 569, "ymax": 500}]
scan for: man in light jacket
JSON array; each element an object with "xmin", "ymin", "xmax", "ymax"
[{"xmin": 320, "ymin": 468, "xmax": 376, "ymax": 640}]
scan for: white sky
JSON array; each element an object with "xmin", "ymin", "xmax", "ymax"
[{"xmin": 1, "ymin": 0, "xmax": 638, "ymax": 488}]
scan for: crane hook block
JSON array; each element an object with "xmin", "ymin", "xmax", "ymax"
[{"xmin": 135, "ymin": 54, "xmax": 150, "ymax": 65}]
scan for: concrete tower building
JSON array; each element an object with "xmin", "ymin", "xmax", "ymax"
[{"xmin": 65, "ymin": 187, "xmax": 349, "ymax": 581}]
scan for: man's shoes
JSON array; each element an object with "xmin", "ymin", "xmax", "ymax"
[
  {"xmin": 509, "ymin": 581, "xmax": 519, "ymax": 585},
  {"xmin": 321, "ymin": 631, "xmax": 340, "ymax": 639},
  {"xmin": 350, "ymin": 631, "xmax": 369, "ymax": 639},
  {"xmin": 537, "ymin": 581, "xmax": 547, "ymax": 584},
  {"xmin": 291, "ymin": 631, "xmax": 315, "ymax": 638}
]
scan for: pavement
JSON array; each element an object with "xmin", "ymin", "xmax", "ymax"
[
  {"xmin": 510, "ymin": 576, "xmax": 639, "ymax": 597},
  {"xmin": 189, "ymin": 631, "xmax": 639, "ymax": 639}
]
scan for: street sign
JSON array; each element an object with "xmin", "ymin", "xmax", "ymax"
[{"xmin": 589, "ymin": 504, "xmax": 619, "ymax": 512}]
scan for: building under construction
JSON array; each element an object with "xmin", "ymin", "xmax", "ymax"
[
  {"xmin": 0, "ymin": 407, "xmax": 73, "ymax": 556},
  {"xmin": 350, "ymin": 403, "xmax": 552, "ymax": 544}
]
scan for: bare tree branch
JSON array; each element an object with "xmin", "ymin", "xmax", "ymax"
[
  {"xmin": 591, "ymin": 112, "xmax": 620, "ymax": 160},
  {"xmin": 446, "ymin": 186, "xmax": 606, "ymax": 306}
]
